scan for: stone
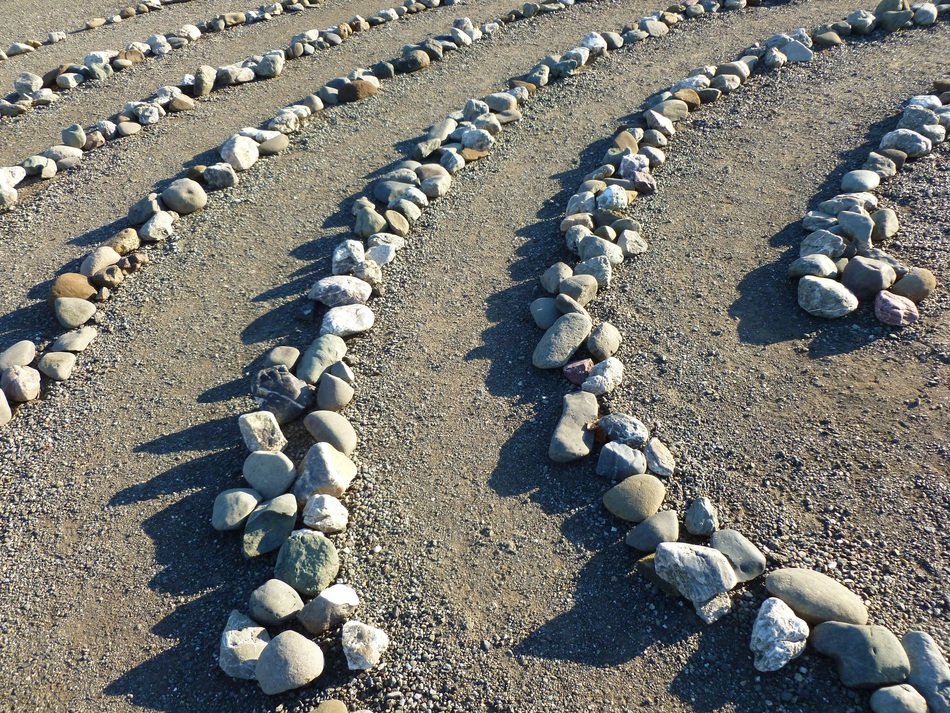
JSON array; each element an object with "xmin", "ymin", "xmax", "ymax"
[
  {"xmin": 161, "ymin": 178, "xmax": 206, "ymax": 214},
  {"xmin": 841, "ymin": 170, "xmax": 880, "ymax": 193},
  {"xmin": 302, "ymin": 494, "xmax": 348, "ymax": 534},
  {"xmin": 800, "ymin": 229, "xmax": 846, "ymax": 258},
  {"xmin": 580, "ymin": 356, "xmax": 623, "ymax": 395},
  {"xmin": 238, "ymin": 411, "xmax": 287, "ymax": 452},
  {"xmin": 530, "ymin": 298, "xmax": 560, "ymax": 330},
  {"xmin": 654, "ymin": 543, "xmax": 738, "ymax": 604},
  {"xmin": 106, "ymin": 228, "xmax": 140, "ymax": 255},
  {"xmin": 788, "ymin": 254, "xmax": 838, "ymax": 279},
  {"xmin": 782, "ymin": 39, "xmax": 814, "ymax": 62},
  {"xmin": 0, "ymin": 341, "xmax": 35, "ymax": 370},
  {"xmin": 339, "ymin": 79, "xmax": 378, "ymax": 102},
  {"xmin": 50, "ymin": 327, "xmax": 97, "ymax": 353},
  {"xmin": 865, "ymin": 152, "xmax": 898, "ymax": 178},
  {"xmin": 798, "ymin": 276, "xmax": 859, "ymax": 318},
  {"xmin": 274, "ymin": 529, "xmax": 340, "ymax": 596},
  {"xmin": 750, "ymin": 598, "xmax": 809, "ymax": 672},
  {"xmin": 254, "ymin": 52, "xmax": 286, "ymax": 80},
  {"xmin": 625, "ymin": 510, "xmax": 678, "ymax": 552},
  {"xmin": 61, "ymin": 124, "xmax": 86, "ymax": 149},
  {"xmin": 243, "ymin": 451, "xmax": 296, "ymax": 499},
  {"xmin": 813, "ymin": 622, "xmax": 910, "ymax": 689},
  {"xmin": 115, "ymin": 121, "xmax": 142, "ymax": 138},
  {"xmin": 872, "ymin": 208, "xmax": 900, "ymax": 243},
  {"xmin": 0, "ymin": 392, "xmax": 10, "ymax": 428},
  {"xmin": 255, "ymin": 631, "xmax": 324, "ymax": 695},
  {"xmin": 1, "ymin": 365, "xmax": 40, "ymax": 402},
  {"xmin": 138, "ymin": 211, "xmax": 175, "ymax": 242},
  {"xmin": 891, "ymin": 268, "xmax": 936, "ymax": 303},
  {"xmin": 293, "ymin": 442, "xmax": 358, "ymax": 504},
  {"xmin": 298, "ymin": 584, "xmax": 359, "ymax": 634},
  {"xmin": 36, "ymin": 352, "xmax": 76, "ymax": 381},
  {"xmin": 596, "ymin": 441, "xmax": 646, "ymax": 478},
  {"xmin": 259, "ymin": 134, "xmax": 289, "ymax": 156},
  {"xmin": 603, "ymin": 475, "xmax": 665, "ymax": 523},
  {"xmin": 13, "ymin": 72, "xmax": 43, "ymax": 95},
  {"xmin": 316, "ymin": 373, "xmax": 354, "ymax": 411},
  {"xmin": 645, "ymin": 437, "xmax": 674, "ymax": 477},
  {"xmin": 303, "ymin": 411, "xmax": 357, "ymax": 455},
  {"xmin": 23, "ymin": 155, "xmax": 57, "ymax": 179},
  {"xmin": 221, "ymin": 135, "xmax": 260, "ymax": 171},
  {"xmin": 711, "ymin": 529, "xmax": 766, "ymax": 582},
  {"xmin": 219, "ymin": 610, "xmax": 270, "ymax": 680},
  {"xmin": 842, "ymin": 256, "xmax": 896, "ymax": 300},
  {"xmin": 80, "ymin": 246, "xmax": 121, "ymax": 277},
  {"xmin": 203, "ymin": 162, "xmax": 239, "ymax": 190},
  {"xmin": 597, "ymin": 413, "xmax": 649, "ymax": 447},
  {"xmin": 50, "ymin": 274, "xmax": 96, "ymax": 302},
  {"xmin": 902, "ymin": 631, "xmax": 950, "ymax": 713},
  {"xmin": 320, "ymin": 304, "xmax": 375, "ymax": 338},
  {"xmin": 765, "ymin": 568, "xmax": 868, "ymax": 624},
  {"xmin": 242, "ymin": 494, "xmax": 297, "ymax": 557},
  {"xmin": 870, "ymin": 685, "xmax": 929, "ymax": 713},
  {"xmin": 342, "ymin": 621, "xmax": 390, "ymax": 671},
  {"xmin": 562, "ymin": 359, "xmax": 593, "ymax": 385},
  {"xmin": 838, "ymin": 210, "xmax": 874, "ymax": 248},
  {"xmin": 685, "ymin": 497, "xmax": 718, "ymax": 536},
  {"xmin": 297, "ymin": 335, "xmax": 347, "ymax": 386},
  {"xmin": 249, "ymin": 579, "xmax": 304, "ymax": 625},
  {"xmin": 532, "ymin": 313, "xmax": 592, "ymax": 369},
  {"xmin": 875, "ymin": 291, "xmax": 919, "ymax": 327},
  {"xmin": 548, "ymin": 392, "xmax": 598, "ymax": 463},
  {"xmin": 618, "ymin": 230, "xmax": 648, "ymax": 257},
  {"xmin": 53, "ymin": 297, "xmax": 96, "ymax": 328},
  {"xmin": 211, "ymin": 488, "xmax": 261, "ymax": 531},
  {"xmin": 587, "ymin": 322, "xmax": 621, "ymax": 361},
  {"xmin": 880, "ymin": 129, "xmax": 931, "ymax": 158},
  {"xmin": 545, "ymin": 263, "xmax": 575, "ymax": 292},
  {"xmin": 253, "ymin": 365, "xmax": 312, "ymax": 424}
]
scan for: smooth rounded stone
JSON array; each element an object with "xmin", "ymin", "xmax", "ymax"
[
  {"xmin": 644, "ymin": 437, "xmax": 675, "ymax": 477},
  {"xmin": 253, "ymin": 365, "xmax": 312, "ymax": 424},
  {"xmin": 221, "ymin": 135, "xmax": 260, "ymax": 171},
  {"xmin": 578, "ymin": 235, "xmax": 624, "ymax": 266},
  {"xmin": 902, "ymin": 631, "xmax": 950, "ymax": 713},
  {"xmin": 212, "ymin": 488, "xmax": 262, "ymax": 531},
  {"xmin": 596, "ymin": 441, "xmax": 646, "ymax": 478},
  {"xmin": 43, "ymin": 145, "xmax": 83, "ymax": 167},
  {"xmin": 50, "ymin": 273, "xmax": 96, "ymax": 301},
  {"xmin": 160, "ymin": 178, "xmax": 206, "ymax": 214},
  {"xmin": 53, "ymin": 297, "xmax": 96, "ymax": 328},
  {"xmin": 711, "ymin": 529, "xmax": 766, "ymax": 582},
  {"xmin": 798, "ymin": 276, "xmax": 859, "ymax": 319},
  {"xmin": 239, "ymin": 411, "xmax": 287, "ymax": 452},
  {"xmin": 342, "ymin": 621, "xmax": 390, "ymax": 671},
  {"xmin": 603, "ymin": 474, "xmax": 665, "ymax": 523},
  {"xmin": 50, "ymin": 326, "xmax": 97, "ymax": 353},
  {"xmin": 0, "ymin": 340, "xmax": 36, "ymax": 370},
  {"xmin": 243, "ymin": 451, "xmax": 296, "ymax": 499},
  {"xmin": 274, "ymin": 529, "xmax": 340, "ymax": 596},
  {"xmin": 303, "ymin": 411, "xmax": 357, "ymax": 455},
  {"xmin": 61, "ymin": 124, "xmax": 86, "ymax": 149},
  {"xmin": 338, "ymin": 79, "xmax": 378, "ymax": 103},
  {"xmin": 841, "ymin": 169, "xmax": 880, "ymax": 193},
  {"xmin": 750, "ymin": 597, "xmax": 809, "ymax": 672},
  {"xmin": 548, "ymin": 391, "xmax": 598, "ymax": 463},
  {"xmin": 654, "ymin": 543, "xmax": 738, "ymax": 604},
  {"xmin": 255, "ymin": 630, "xmax": 324, "ymax": 695},
  {"xmin": 23, "ymin": 155, "xmax": 58, "ymax": 179},
  {"xmin": 298, "ymin": 583, "xmax": 359, "ymax": 635},
  {"xmin": 875, "ymin": 291, "xmax": 919, "ymax": 327},
  {"xmin": 870, "ymin": 685, "xmax": 929, "ymax": 713},
  {"xmin": 559, "ymin": 274, "xmax": 598, "ymax": 306},
  {"xmin": 302, "ymin": 494, "xmax": 349, "ymax": 534},
  {"xmin": 297, "ymin": 334, "xmax": 346, "ymax": 385},
  {"xmin": 685, "ymin": 497, "xmax": 719, "ymax": 536},
  {"xmin": 420, "ymin": 174, "xmax": 451, "ymax": 199},
  {"xmin": 765, "ymin": 568, "xmax": 868, "ymax": 625},
  {"xmin": 872, "ymin": 208, "xmax": 900, "ymax": 243},
  {"xmin": 891, "ymin": 268, "xmax": 936, "ymax": 303},
  {"xmin": 881, "ymin": 129, "xmax": 931, "ymax": 158},
  {"xmin": 530, "ymin": 298, "xmax": 560, "ymax": 330},
  {"xmin": 259, "ymin": 133, "xmax": 289, "ymax": 156},
  {"xmin": 219, "ymin": 610, "xmax": 270, "ymax": 680},
  {"xmin": 36, "ymin": 352, "xmax": 76, "ymax": 381},
  {"xmin": 262, "ymin": 346, "xmax": 299, "ymax": 371},
  {"xmin": 710, "ymin": 73, "xmax": 741, "ymax": 94},
  {"xmin": 532, "ymin": 313, "xmax": 592, "ymax": 369},
  {"xmin": 586, "ymin": 322, "xmax": 621, "ymax": 361},
  {"xmin": 842, "ymin": 256, "xmax": 896, "ymax": 300},
  {"xmin": 625, "ymin": 510, "xmax": 678, "ymax": 552},
  {"xmin": 115, "ymin": 121, "xmax": 142, "ymax": 138},
  {"xmin": 316, "ymin": 372, "xmax": 354, "ymax": 411},
  {"xmin": 0, "ymin": 391, "xmax": 10, "ymax": 427},
  {"xmin": 788, "ymin": 254, "xmax": 838, "ymax": 279},
  {"xmin": 294, "ymin": 442, "xmax": 357, "ymax": 504},
  {"xmin": 1, "ymin": 365, "xmax": 40, "ymax": 402},
  {"xmin": 242, "ymin": 493, "xmax": 296, "ymax": 557},
  {"xmin": 813, "ymin": 622, "xmax": 910, "ymax": 689},
  {"xmin": 249, "ymin": 579, "xmax": 304, "ymax": 625},
  {"xmin": 80, "ymin": 246, "xmax": 121, "ymax": 277},
  {"xmin": 308, "ymin": 275, "xmax": 372, "ymax": 307}
]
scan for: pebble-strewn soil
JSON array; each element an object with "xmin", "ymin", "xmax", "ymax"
[{"xmin": 0, "ymin": 0, "xmax": 947, "ymax": 711}]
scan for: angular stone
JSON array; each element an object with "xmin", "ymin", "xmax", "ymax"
[
  {"xmin": 219, "ymin": 610, "xmax": 270, "ymax": 680},
  {"xmin": 548, "ymin": 391, "xmax": 598, "ymax": 463},
  {"xmin": 654, "ymin": 542, "xmax": 738, "ymax": 604},
  {"xmin": 320, "ymin": 304, "xmax": 375, "ymax": 338},
  {"xmin": 603, "ymin": 474, "xmax": 665, "ymax": 523},
  {"xmin": 765, "ymin": 568, "xmax": 868, "ymax": 625},
  {"xmin": 293, "ymin": 442, "xmax": 358, "ymax": 504},
  {"xmin": 750, "ymin": 597, "xmax": 809, "ymax": 672},
  {"xmin": 302, "ymin": 494, "xmax": 348, "ymax": 534},
  {"xmin": 36, "ymin": 352, "xmax": 77, "ymax": 381},
  {"xmin": 1, "ymin": 365, "xmax": 40, "ymax": 402},
  {"xmin": 239, "ymin": 411, "xmax": 287, "ymax": 452},
  {"xmin": 645, "ymin": 437, "xmax": 674, "ymax": 477},
  {"xmin": 597, "ymin": 413, "xmax": 649, "ymax": 447},
  {"xmin": 274, "ymin": 529, "xmax": 340, "ymax": 596},
  {"xmin": 242, "ymin": 494, "xmax": 297, "ymax": 557},
  {"xmin": 220, "ymin": 135, "xmax": 260, "ymax": 171},
  {"xmin": 596, "ymin": 441, "xmax": 646, "ymax": 478},
  {"xmin": 341, "ymin": 621, "xmax": 390, "ymax": 671},
  {"xmin": 875, "ymin": 291, "xmax": 919, "ymax": 327},
  {"xmin": 685, "ymin": 497, "xmax": 718, "ymax": 536},
  {"xmin": 253, "ymin": 365, "xmax": 312, "ymax": 424},
  {"xmin": 298, "ymin": 583, "xmax": 359, "ymax": 634},
  {"xmin": 880, "ymin": 129, "xmax": 931, "ymax": 158},
  {"xmin": 798, "ymin": 276, "xmax": 859, "ymax": 318},
  {"xmin": 50, "ymin": 326, "xmax": 97, "ymax": 353},
  {"xmin": 813, "ymin": 622, "xmax": 910, "ymax": 689},
  {"xmin": 842, "ymin": 256, "xmax": 896, "ymax": 300}
]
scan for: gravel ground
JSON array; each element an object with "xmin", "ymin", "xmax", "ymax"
[{"xmin": 0, "ymin": 1, "xmax": 947, "ymax": 712}]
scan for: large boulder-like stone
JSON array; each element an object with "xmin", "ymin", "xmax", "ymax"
[
  {"xmin": 274, "ymin": 529, "xmax": 340, "ymax": 596},
  {"xmin": 548, "ymin": 391, "xmax": 598, "ymax": 462},
  {"xmin": 765, "ymin": 568, "xmax": 868, "ymax": 625},
  {"xmin": 812, "ymin": 622, "xmax": 910, "ymax": 689},
  {"xmin": 255, "ymin": 631, "xmax": 325, "ymax": 695}
]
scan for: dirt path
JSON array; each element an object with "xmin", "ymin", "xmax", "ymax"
[{"xmin": 0, "ymin": 1, "xmax": 947, "ymax": 711}]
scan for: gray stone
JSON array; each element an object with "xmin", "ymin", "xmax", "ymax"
[
  {"xmin": 253, "ymin": 365, "xmax": 312, "ymax": 424},
  {"xmin": 750, "ymin": 597, "xmax": 809, "ymax": 672},
  {"xmin": 625, "ymin": 510, "xmax": 678, "ymax": 552},
  {"xmin": 597, "ymin": 413, "xmax": 649, "ymax": 447},
  {"xmin": 798, "ymin": 276, "xmax": 859, "ymax": 318},
  {"xmin": 880, "ymin": 129, "xmax": 931, "ymax": 158},
  {"xmin": 838, "ymin": 210, "xmax": 874, "ymax": 247},
  {"xmin": 316, "ymin": 373, "xmax": 354, "ymax": 411},
  {"xmin": 865, "ymin": 152, "xmax": 898, "ymax": 178},
  {"xmin": 161, "ymin": 178, "xmax": 207, "ymax": 215},
  {"xmin": 243, "ymin": 451, "xmax": 296, "ymax": 499},
  {"xmin": 782, "ymin": 39, "xmax": 813, "ymax": 62},
  {"xmin": 249, "ymin": 579, "xmax": 304, "ymax": 625},
  {"xmin": 765, "ymin": 568, "xmax": 868, "ymax": 624},
  {"xmin": 0, "ymin": 340, "xmax": 36, "ymax": 370},
  {"xmin": 303, "ymin": 411, "xmax": 357, "ymax": 455},
  {"xmin": 842, "ymin": 256, "xmax": 896, "ymax": 300},
  {"xmin": 293, "ymin": 442, "xmax": 358, "ymax": 504},
  {"xmin": 530, "ymin": 298, "xmax": 560, "ymax": 329},
  {"xmin": 219, "ymin": 610, "xmax": 270, "ymax": 680},
  {"xmin": 685, "ymin": 497, "xmax": 718, "ymax": 535},
  {"xmin": 813, "ymin": 622, "xmax": 910, "ymax": 689},
  {"xmin": 53, "ymin": 297, "xmax": 96, "ymax": 328},
  {"xmin": 255, "ymin": 631, "xmax": 325, "ymax": 695},
  {"xmin": 788, "ymin": 254, "xmax": 838, "ymax": 279},
  {"xmin": 13, "ymin": 72, "xmax": 42, "ymax": 95},
  {"xmin": 587, "ymin": 322, "xmax": 621, "ymax": 361},
  {"xmin": 139, "ymin": 211, "xmax": 175, "ymax": 242},
  {"xmin": 645, "ymin": 437, "xmax": 674, "ymax": 477},
  {"xmin": 800, "ymin": 229, "xmax": 847, "ymax": 258},
  {"xmin": 204, "ymin": 162, "xmax": 239, "ymax": 190},
  {"xmin": 596, "ymin": 441, "xmax": 646, "ymax": 478},
  {"xmin": 297, "ymin": 334, "xmax": 347, "ymax": 384},
  {"xmin": 603, "ymin": 474, "xmax": 665, "ymax": 523},
  {"xmin": 342, "ymin": 621, "xmax": 390, "ymax": 671},
  {"xmin": 37, "ymin": 352, "xmax": 77, "ymax": 381},
  {"xmin": 902, "ymin": 631, "xmax": 950, "ymax": 713},
  {"xmin": 841, "ymin": 170, "xmax": 880, "ymax": 193},
  {"xmin": 239, "ymin": 411, "xmax": 287, "ymax": 452},
  {"xmin": 242, "ymin": 493, "xmax": 297, "ymax": 557},
  {"xmin": 262, "ymin": 346, "xmax": 299, "ymax": 370},
  {"xmin": 532, "ymin": 313, "xmax": 592, "ymax": 369},
  {"xmin": 298, "ymin": 583, "xmax": 359, "ymax": 634},
  {"xmin": 654, "ymin": 543, "xmax": 738, "ymax": 604},
  {"xmin": 274, "ymin": 529, "xmax": 340, "ymax": 596},
  {"xmin": 870, "ymin": 685, "xmax": 929, "ymax": 713},
  {"xmin": 559, "ymin": 274, "xmax": 598, "ymax": 305},
  {"xmin": 211, "ymin": 488, "xmax": 261, "ymax": 531},
  {"xmin": 872, "ymin": 208, "xmax": 900, "ymax": 243},
  {"xmin": 574, "ymin": 256, "xmax": 612, "ymax": 289},
  {"xmin": 711, "ymin": 529, "xmax": 766, "ymax": 582},
  {"xmin": 549, "ymin": 391, "xmax": 598, "ymax": 463},
  {"xmin": 61, "ymin": 124, "xmax": 86, "ymax": 149}
]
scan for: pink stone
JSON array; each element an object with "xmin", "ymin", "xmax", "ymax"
[
  {"xmin": 632, "ymin": 170, "xmax": 657, "ymax": 195},
  {"xmin": 874, "ymin": 290, "xmax": 919, "ymax": 327},
  {"xmin": 563, "ymin": 358, "xmax": 594, "ymax": 385}
]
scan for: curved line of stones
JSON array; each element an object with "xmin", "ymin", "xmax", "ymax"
[
  {"xmin": 526, "ymin": 5, "xmax": 949, "ymax": 710},
  {"xmin": 0, "ymin": 0, "xmax": 201, "ymax": 63},
  {"xmin": 0, "ymin": 0, "xmax": 470, "ymax": 212},
  {"xmin": 0, "ymin": 0, "xmax": 450, "ymax": 125}
]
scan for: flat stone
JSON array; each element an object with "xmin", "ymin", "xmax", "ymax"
[
  {"xmin": 255, "ymin": 631, "xmax": 324, "ymax": 695},
  {"xmin": 685, "ymin": 497, "xmax": 718, "ymax": 536},
  {"xmin": 249, "ymin": 579, "xmax": 304, "ymax": 625},
  {"xmin": 297, "ymin": 334, "xmax": 347, "ymax": 384},
  {"xmin": 262, "ymin": 346, "xmax": 299, "ymax": 370},
  {"xmin": 902, "ymin": 630, "xmax": 950, "ymax": 713},
  {"xmin": 243, "ymin": 451, "xmax": 296, "ymax": 499},
  {"xmin": 800, "ymin": 229, "xmax": 847, "ymax": 258},
  {"xmin": 798, "ymin": 276, "xmax": 859, "ymax": 318},
  {"xmin": 274, "ymin": 529, "xmax": 340, "ymax": 596},
  {"xmin": 765, "ymin": 568, "xmax": 868, "ymax": 625},
  {"xmin": 750, "ymin": 597, "xmax": 809, "ymax": 672},
  {"xmin": 645, "ymin": 437, "xmax": 675, "ymax": 477},
  {"xmin": 242, "ymin": 493, "xmax": 297, "ymax": 557},
  {"xmin": 219, "ymin": 610, "xmax": 270, "ymax": 680},
  {"xmin": 813, "ymin": 622, "xmax": 910, "ymax": 689},
  {"xmin": 603, "ymin": 474, "xmax": 665, "ymax": 523},
  {"xmin": 211, "ymin": 488, "xmax": 261, "ymax": 531},
  {"xmin": 625, "ymin": 510, "xmax": 678, "ymax": 552},
  {"xmin": 36, "ymin": 352, "xmax": 76, "ymax": 381},
  {"xmin": 870, "ymin": 684, "xmax": 929, "ymax": 713},
  {"xmin": 596, "ymin": 441, "xmax": 646, "ymax": 478},
  {"xmin": 302, "ymin": 494, "xmax": 348, "ymax": 534},
  {"xmin": 53, "ymin": 297, "xmax": 96, "ymax": 328},
  {"xmin": 293, "ymin": 442, "xmax": 358, "ymax": 504},
  {"xmin": 238, "ymin": 411, "xmax": 287, "ymax": 452},
  {"xmin": 0, "ymin": 340, "xmax": 36, "ymax": 370},
  {"xmin": 532, "ymin": 313, "xmax": 592, "ymax": 369},
  {"xmin": 654, "ymin": 542, "xmax": 738, "ymax": 604},
  {"xmin": 298, "ymin": 583, "xmax": 359, "ymax": 634},
  {"xmin": 548, "ymin": 391, "xmax": 598, "ymax": 463},
  {"xmin": 320, "ymin": 304, "xmax": 375, "ymax": 338},
  {"xmin": 342, "ymin": 621, "xmax": 390, "ymax": 671}
]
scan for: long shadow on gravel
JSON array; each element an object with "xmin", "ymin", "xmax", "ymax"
[{"xmin": 731, "ymin": 110, "xmax": 911, "ymax": 359}]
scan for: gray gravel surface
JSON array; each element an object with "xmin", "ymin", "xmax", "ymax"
[{"xmin": 0, "ymin": 0, "xmax": 947, "ymax": 712}]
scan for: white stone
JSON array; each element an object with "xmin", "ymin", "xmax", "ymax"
[
  {"xmin": 220, "ymin": 135, "xmax": 260, "ymax": 171},
  {"xmin": 654, "ymin": 543, "xmax": 738, "ymax": 604},
  {"xmin": 219, "ymin": 610, "xmax": 270, "ymax": 680},
  {"xmin": 750, "ymin": 597, "xmax": 809, "ymax": 672},
  {"xmin": 298, "ymin": 584, "xmax": 360, "ymax": 634},
  {"xmin": 581, "ymin": 357, "xmax": 623, "ymax": 395},
  {"xmin": 238, "ymin": 411, "xmax": 287, "ymax": 452},
  {"xmin": 302, "ymin": 494, "xmax": 349, "ymax": 533},
  {"xmin": 320, "ymin": 305, "xmax": 375, "ymax": 338},
  {"xmin": 341, "ymin": 621, "xmax": 390, "ymax": 670}
]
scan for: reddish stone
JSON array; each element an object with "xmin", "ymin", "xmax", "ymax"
[
  {"xmin": 563, "ymin": 359, "xmax": 594, "ymax": 385},
  {"xmin": 874, "ymin": 290, "xmax": 919, "ymax": 327}
]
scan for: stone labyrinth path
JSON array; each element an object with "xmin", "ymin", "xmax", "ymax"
[{"xmin": 0, "ymin": 0, "xmax": 948, "ymax": 711}]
